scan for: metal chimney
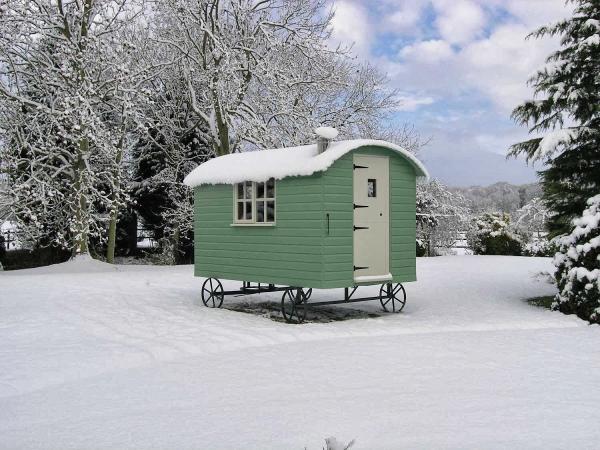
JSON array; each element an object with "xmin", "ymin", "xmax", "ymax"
[{"xmin": 315, "ymin": 127, "xmax": 339, "ymax": 154}]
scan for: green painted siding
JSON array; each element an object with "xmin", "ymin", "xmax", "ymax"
[
  {"xmin": 320, "ymin": 147, "xmax": 416, "ymax": 288},
  {"xmin": 194, "ymin": 174, "xmax": 325, "ymax": 287},
  {"xmin": 193, "ymin": 146, "xmax": 417, "ymax": 288},
  {"xmin": 321, "ymin": 152, "xmax": 354, "ymax": 288}
]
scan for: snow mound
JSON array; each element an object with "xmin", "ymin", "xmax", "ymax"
[
  {"xmin": 325, "ymin": 436, "xmax": 355, "ymax": 450},
  {"xmin": 4, "ymin": 254, "xmax": 120, "ymax": 275},
  {"xmin": 315, "ymin": 126, "xmax": 339, "ymax": 139},
  {"xmin": 183, "ymin": 139, "xmax": 429, "ymax": 187}
]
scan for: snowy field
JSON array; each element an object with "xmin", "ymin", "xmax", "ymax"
[{"xmin": 1, "ymin": 256, "xmax": 599, "ymax": 449}]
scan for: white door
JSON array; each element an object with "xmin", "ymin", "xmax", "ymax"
[{"xmin": 353, "ymin": 154, "xmax": 390, "ymax": 282}]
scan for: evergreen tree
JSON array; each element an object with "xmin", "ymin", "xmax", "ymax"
[
  {"xmin": 132, "ymin": 123, "xmax": 210, "ymax": 262},
  {"xmin": 510, "ymin": 0, "xmax": 600, "ymax": 236},
  {"xmin": 130, "ymin": 78, "xmax": 212, "ymax": 263},
  {"xmin": 553, "ymin": 194, "xmax": 600, "ymax": 323}
]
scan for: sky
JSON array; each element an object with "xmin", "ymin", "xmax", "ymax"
[{"xmin": 329, "ymin": 0, "xmax": 575, "ymax": 187}]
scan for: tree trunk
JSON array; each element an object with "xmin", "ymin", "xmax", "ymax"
[
  {"xmin": 213, "ymin": 92, "xmax": 230, "ymax": 156},
  {"xmin": 70, "ymin": 0, "xmax": 92, "ymax": 258},
  {"xmin": 106, "ymin": 211, "xmax": 117, "ymax": 263},
  {"xmin": 172, "ymin": 227, "xmax": 181, "ymax": 264},
  {"xmin": 73, "ymin": 138, "xmax": 89, "ymax": 256},
  {"xmin": 106, "ymin": 135, "xmax": 125, "ymax": 264}
]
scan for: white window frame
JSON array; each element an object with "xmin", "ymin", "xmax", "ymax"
[{"xmin": 233, "ymin": 179, "xmax": 276, "ymax": 225}]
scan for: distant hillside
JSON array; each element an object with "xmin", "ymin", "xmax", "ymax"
[{"xmin": 450, "ymin": 182, "xmax": 542, "ymax": 213}]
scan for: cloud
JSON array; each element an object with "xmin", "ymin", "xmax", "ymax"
[
  {"xmin": 433, "ymin": 0, "xmax": 486, "ymax": 45},
  {"xmin": 400, "ymin": 39, "xmax": 454, "ymax": 64},
  {"xmin": 328, "ymin": 0, "xmax": 574, "ymax": 184},
  {"xmin": 460, "ymin": 23, "xmax": 560, "ymax": 110},
  {"xmin": 386, "ymin": 1, "xmax": 425, "ymax": 33},
  {"xmin": 503, "ymin": 0, "xmax": 575, "ymax": 28},
  {"xmin": 378, "ymin": 5, "xmax": 565, "ymax": 176},
  {"xmin": 395, "ymin": 93, "xmax": 436, "ymax": 111},
  {"xmin": 380, "ymin": 1, "xmax": 565, "ymax": 111},
  {"xmin": 330, "ymin": 1, "xmax": 371, "ymax": 56}
]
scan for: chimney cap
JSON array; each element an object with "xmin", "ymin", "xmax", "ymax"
[{"xmin": 315, "ymin": 126, "xmax": 339, "ymax": 140}]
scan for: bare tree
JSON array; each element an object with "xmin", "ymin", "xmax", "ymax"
[
  {"xmin": 0, "ymin": 0, "xmax": 153, "ymax": 260},
  {"xmin": 140, "ymin": 0, "xmax": 423, "ymax": 255},
  {"xmin": 153, "ymin": 0, "xmax": 407, "ymax": 154},
  {"xmin": 417, "ymin": 180, "xmax": 471, "ymax": 256}
]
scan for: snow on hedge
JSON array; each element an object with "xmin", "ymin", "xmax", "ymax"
[
  {"xmin": 183, "ymin": 139, "xmax": 429, "ymax": 187},
  {"xmin": 553, "ymin": 194, "xmax": 600, "ymax": 322}
]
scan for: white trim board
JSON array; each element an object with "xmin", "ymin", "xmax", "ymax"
[{"xmin": 354, "ymin": 273, "xmax": 393, "ymax": 283}]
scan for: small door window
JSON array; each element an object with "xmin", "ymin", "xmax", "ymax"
[{"xmin": 368, "ymin": 179, "xmax": 377, "ymax": 197}]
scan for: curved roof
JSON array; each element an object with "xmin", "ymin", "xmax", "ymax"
[{"xmin": 183, "ymin": 139, "xmax": 429, "ymax": 187}]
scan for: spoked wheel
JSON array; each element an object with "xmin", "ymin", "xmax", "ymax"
[
  {"xmin": 201, "ymin": 278, "xmax": 224, "ymax": 308},
  {"xmin": 379, "ymin": 283, "xmax": 406, "ymax": 313},
  {"xmin": 281, "ymin": 288, "xmax": 308, "ymax": 324},
  {"xmin": 304, "ymin": 288, "xmax": 313, "ymax": 301}
]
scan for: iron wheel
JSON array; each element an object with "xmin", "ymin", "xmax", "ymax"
[
  {"xmin": 201, "ymin": 278, "xmax": 224, "ymax": 308},
  {"xmin": 281, "ymin": 288, "xmax": 308, "ymax": 323},
  {"xmin": 379, "ymin": 283, "xmax": 406, "ymax": 313}
]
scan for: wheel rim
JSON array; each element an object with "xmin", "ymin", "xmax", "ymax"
[
  {"xmin": 281, "ymin": 288, "xmax": 307, "ymax": 323},
  {"xmin": 379, "ymin": 283, "xmax": 406, "ymax": 313},
  {"xmin": 304, "ymin": 288, "xmax": 313, "ymax": 301},
  {"xmin": 201, "ymin": 278, "xmax": 224, "ymax": 308}
]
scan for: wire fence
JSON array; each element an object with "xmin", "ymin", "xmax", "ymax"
[{"xmin": 136, "ymin": 226, "xmax": 157, "ymax": 249}]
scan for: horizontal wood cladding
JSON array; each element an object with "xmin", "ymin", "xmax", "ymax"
[
  {"xmin": 194, "ymin": 174, "xmax": 325, "ymax": 287},
  {"xmin": 194, "ymin": 145, "xmax": 418, "ymax": 288},
  {"xmin": 390, "ymin": 151, "xmax": 417, "ymax": 282}
]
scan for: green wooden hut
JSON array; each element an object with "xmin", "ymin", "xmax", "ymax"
[{"xmin": 184, "ymin": 129, "xmax": 429, "ymax": 321}]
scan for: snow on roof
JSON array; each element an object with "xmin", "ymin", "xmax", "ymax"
[{"xmin": 183, "ymin": 139, "xmax": 429, "ymax": 187}]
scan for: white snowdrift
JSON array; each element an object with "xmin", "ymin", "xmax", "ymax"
[
  {"xmin": 2, "ymin": 256, "xmax": 599, "ymax": 450},
  {"xmin": 183, "ymin": 139, "xmax": 429, "ymax": 187}
]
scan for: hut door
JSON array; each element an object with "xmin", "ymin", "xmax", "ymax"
[{"xmin": 353, "ymin": 155, "xmax": 390, "ymax": 281}]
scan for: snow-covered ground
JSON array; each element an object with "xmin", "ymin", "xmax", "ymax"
[{"xmin": 1, "ymin": 256, "xmax": 599, "ymax": 449}]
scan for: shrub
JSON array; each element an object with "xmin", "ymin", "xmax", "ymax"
[
  {"xmin": 468, "ymin": 212, "xmax": 523, "ymax": 256},
  {"xmin": 553, "ymin": 194, "xmax": 600, "ymax": 324},
  {"xmin": 522, "ymin": 237, "xmax": 558, "ymax": 257},
  {"xmin": 416, "ymin": 239, "xmax": 427, "ymax": 257},
  {"xmin": 0, "ymin": 246, "xmax": 71, "ymax": 270}
]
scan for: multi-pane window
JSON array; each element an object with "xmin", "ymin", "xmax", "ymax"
[
  {"xmin": 236, "ymin": 181, "xmax": 254, "ymax": 222},
  {"xmin": 234, "ymin": 178, "xmax": 275, "ymax": 224}
]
